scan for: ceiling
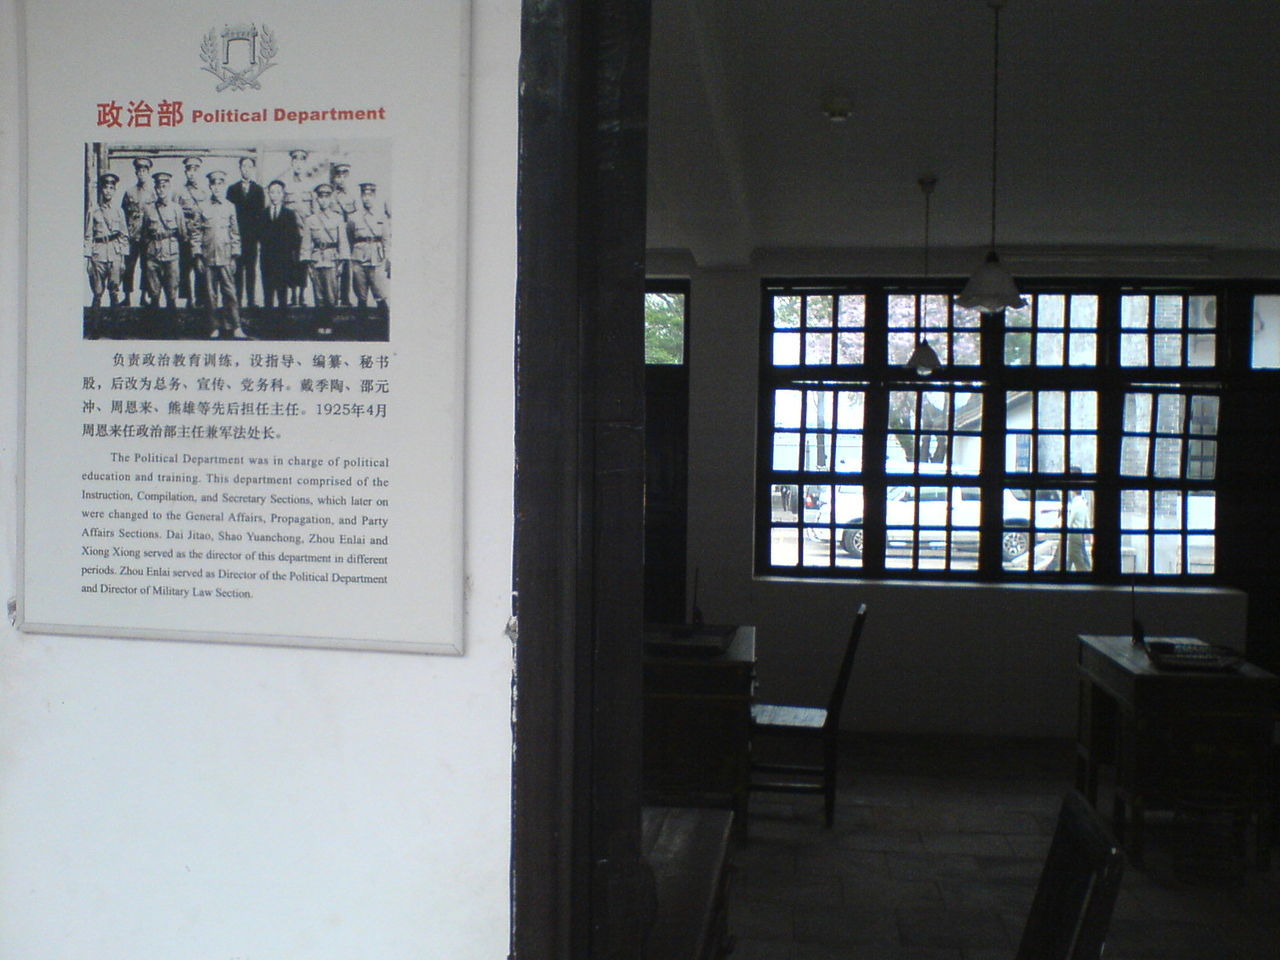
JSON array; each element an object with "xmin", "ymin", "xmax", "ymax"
[{"xmin": 646, "ymin": 0, "xmax": 1280, "ymax": 267}]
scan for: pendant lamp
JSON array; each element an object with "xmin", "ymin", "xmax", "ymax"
[
  {"xmin": 957, "ymin": 0, "xmax": 1026, "ymax": 313},
  {"xmin": 906, "ymin": 175, "xmax": 942, "ymax": 376}
]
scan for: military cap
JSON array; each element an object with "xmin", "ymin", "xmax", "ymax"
[
  {"xmin": 152, "ymin": 171, "xmax": 173, "ymax": 184},
  {"xmin": 332, "ymin": 163, "xmax": 351, "ymax": 174},
  {"xmin": 358, "ymin": 182, "xmax": 378, "ymax": 194},
  {"xmin": 183, "ymin": 156, "xmax": 203, "ymax": 169},
  {"xmin": 206, "ymin": 170, "xmax": 228, "ymax": 183},
  {"xmin": 313, "ymin": 182, "xmax": 334, "ymax": 195},
  {"xmin": 133, "ymin": 157, "xmax": 153, "ymax": 170},
  {"xmin": 99, "ymin": 172, "xmax": 120, "ymax": 186},
  {"xmin": 289, "ymin": 148, "xmax": 309, "ymax": 160}
]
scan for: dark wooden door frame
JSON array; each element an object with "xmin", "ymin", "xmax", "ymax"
[{"xmin": 511, "ymin": 0, "xmax": 652, "ymax": 957}]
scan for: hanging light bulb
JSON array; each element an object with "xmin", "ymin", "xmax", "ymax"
[
  {"xmin": 907, "ymin": 176, "xmax": 943, "ymax": 376},
  {"xmin": 957, "ymin": 0, "xmax": 1026, "ymax": 314}
]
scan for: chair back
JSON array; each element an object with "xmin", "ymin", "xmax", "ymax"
[
  {"xmin": 823, "ymin": 603, "xmax": 867, "ymax": 731},
  {"xmin": 1015, "ymin": 790, "xmax": 1125, "ymax": 960}
]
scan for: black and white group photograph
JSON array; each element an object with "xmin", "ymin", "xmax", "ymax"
[{"xmin": 82, "ymin": 139, "xmax": 391, "ymax": 341}]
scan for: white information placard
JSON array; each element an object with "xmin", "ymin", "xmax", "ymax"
[{"xmin": 19, "ymin": 0, "xmax": 469, "ymax": 654}]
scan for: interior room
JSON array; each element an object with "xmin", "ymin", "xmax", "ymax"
[{"xmin": 636, "ymin": 0, "xmax": 1280, "ymax": 956}]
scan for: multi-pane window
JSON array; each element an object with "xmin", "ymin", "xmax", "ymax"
[
  {"xmin": 760, "ymin": 280, "xmax": 1227, "ymax": 582},
  {"xmin": 1004, "ymin": 293, "xmax": 1098, "ymax": 367}
]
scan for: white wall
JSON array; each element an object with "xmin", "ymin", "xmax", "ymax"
[
  {"xmin": 665, "ymin": 255, "xmax": 1247, "ymax": 739},
  {"xmin": 0, "ymin": 1, "xmax": 518, "ymax": 957}
]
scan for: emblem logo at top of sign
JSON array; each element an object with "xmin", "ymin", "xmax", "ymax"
[{"xmin": 201, "ymin": 23, "xmax": 278, "ymax": 93}]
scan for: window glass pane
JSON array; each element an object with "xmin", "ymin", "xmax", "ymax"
[
  {"xmin": 1154, "ymin": 490, "xmax": 1183, "ymax": 529},
  {"xmin": 804, "ymin": 332, "xmax": 832, "ymax": 363},
  {"xmin": 1068, "ymin": 333, "xmax": 1096, "ymax": 366},
  {"xmin": 1001, "ymin": 487, "xmax": 1066, "ymax": 572},
  {"xmin": 773, "ymin": 332, "xmax": 800, "ymax": 364},
  {"xmin": 1006, "ymin": 330, "xmax": 1032, "ymax": 365},
  {"xmin": 837, "ymin": 390, "xmax": 865, "ymax": 429},
  {"xmin": 1070, "ymin": 295, "xmax": 1098, "ymax": 329},
  {"xmin": 837, "ymin": 294, "xmax": 865, "ymax": 328},
  {"xmin": 1006, "ymin": 302, "xmax": 1032, "ymax": 328},
  {"xmin": 1070, "ymin": 435, "xmax": 1098, "ymax": 473},
  {"xmin": 770, "ymin": 526, "xmax": 799, "ymax": 565},
  {"xmin": 1122, "ymin": 534, "xmax": 1150, "ymax": 574},
  {"xmin": 1120, "ymin": 437, "xmax": 1150, "ymax": 475},
  {"xmin": 1039, "ymin": 391, "xmax": 1065, "ymax": 430},
  {"xmin": 774, "ymin": 295, "xmax": 801, "ymax": 328},
  {"xmin": 1153, "ymin": 333, "xmax": 1181, "ymax": 365},
  {"xmin": 772, "ymin": 433, "xmax": 799, "ymax": 470},
  {"xmin": 1188, "ymin": 334, "xmax": 1215, "ymax": 365},
  {"xmin": 1124, "ymin": 393, "xmax": 1152, "ymax": 432},
  {"xmin": 836, "ymin": 332, "xmax": 864, "ymax": 364},
  {"xmin": 1037, "ymin": 435, "xmax": 1065, "ymax": 472},
  {"xmin": 1037, "ymin": 332, "xmax": 1064, "ymax": 366},
  {"xmin": 644, "ymin": 291, "xmax": 686, "ymax": 364},
  {"xmin": 1188, "ymin": 534, "xmax": 1215, "ymax": 574},
  {"xmin": 1039, "ymin": 295, "xmax": 1066, "ymax": 328},
  {"xmin": 1121, "ymin": 295, "xmax": 1149, "ymax": 328},
  {"xmin": 808, "ymin": 295, "xmax": 833, "ymax": 328},
  {"xmin": 1156, "ymin": 394, "xmax": 1184, "ymax": 433},
  {"xmin": 1153, "ymin": 534, "xmax": 1183, "ymax": 574},
  {"xmin": 1071, "ymin": 392, "xmax": 1098, "ymax": 430},
  {"xmin": 773, "ymin": 484, "xmax": 798, "ymax": 521},
  {"xmin": 1153, "ymin": 295, "xmax": 1182, "ymax": 328},
  {"xmin": 1251, "ymin": 295, "xmax": 1280, "ymax": 368},
  {"xmin": 833, "ymin": 435, "xmax": 862, "ymax": 472},
  {"xmin": 1120, "ymin": 334, "xmax": 1147, "ymax": 366},
  {"xmin": 804, "ymin": 434, "xmax": 833, "ymax": 472},
  {"xmin": 1153, "ymin": 438, "xmax": 1181, "ymax": 477},
  {"xmin": 1122, "ymin": 489, "xmax": 1150, "ymax": 529},
  {"xmin": 774, "ymin": 390, "xmax": 801, "ymax": 428},
  {"xmin": 922, "ymin": 294, "xmax": 948, "ymax": 330}
]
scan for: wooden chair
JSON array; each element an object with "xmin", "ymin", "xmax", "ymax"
[
  {"xmin": 748, "ymin": 603, "xmax": 867, "ymax": 827},
  {"xmin": 1014, "ymin": 791, "xmax": 1125, "ymax": 960}
]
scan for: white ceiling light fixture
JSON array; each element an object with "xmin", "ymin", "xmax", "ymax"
[
  {"xmin": 957, "ymin": 0, "xmax": 1027, "ymax": 314},
  {"xmin": 906, "ymin": 175, "xmax": 943, "ymax": 377}
]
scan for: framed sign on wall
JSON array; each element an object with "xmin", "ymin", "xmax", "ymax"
[{"xmin": 19, "ymin": 0, "xmax": 470, "ymax": 654}]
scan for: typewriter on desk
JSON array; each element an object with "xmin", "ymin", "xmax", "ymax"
[{"xmin": 1141, "ymin": 636, "xmax": 1242, "ymax": 672}]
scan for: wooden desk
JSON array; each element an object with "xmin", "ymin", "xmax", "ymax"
[
  {"xmin": 1076, "ymin": 634, "xmax": 1277, "ymax": 866},
  {"xmin": 642, "ymin": 806, "xmax": 734, "ymax": 960},
  {"xmin": 643, "ymin": 626, "xmax": 755, "ymax": 823}
]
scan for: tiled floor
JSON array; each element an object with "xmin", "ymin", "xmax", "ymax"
[{"xmin": 731, "ymin": 735, "xmax": 1280, "ymax": 960}]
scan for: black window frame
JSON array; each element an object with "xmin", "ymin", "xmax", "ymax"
[{"xmin": 756, "ymin": 277, "xmax": 1250, "ymax": 585}]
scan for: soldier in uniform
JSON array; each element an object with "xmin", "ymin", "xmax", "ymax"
[
  {"xmin": 259, "ymin": 179, "xmax": 300, "ymax": 317},
  {"xmin": 299, "ymin": 181, "xmax": 349, "ymax": 335},
  {"xmin": 120, "ymin": 157, "xmax": 154, "ymax": 306},
  {"xmin": 84, "ymin": 172, "xmax": 128, "ymax": 333},
  {"xmin": 226, "ymin": 156, "xmax": 265, "ymax": 310},
  {"xmin": 175, "ymin": 155, "xmax": 209, "ymax": 306},
  {"xmin": 138, "ymin": 171, "xmax": 188, "ymax": 314},
  {"xmin": 347, "ymin": 181, "xmax": 390, "ymax": 318},
  {"xmin": 277, "ymin": 148, "xmax": 315, "ymax": 306},
  {"xmin": 330, "ymin": 162, "xmax": 358, "ymax": 305},
  {"xmin": 194, "ymin": 169, "xmax": 245, "ymax": 339}
]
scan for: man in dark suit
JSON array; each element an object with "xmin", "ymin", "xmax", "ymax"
[
  {"xmin": 259, "ymin": 179, "xmax": 300, "ymax": 316},
  {"xmin": 226, "ymin": 156, "xmax": 265, "ymax": 309}
]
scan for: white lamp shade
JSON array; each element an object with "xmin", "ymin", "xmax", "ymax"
[
  {"xmin": 906, "ymin": 339, "xmax": 942, "ymax": 376},
  {"xmin": 957, "ymin": 250, "xmax": 1026, "ymax": 313}
]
